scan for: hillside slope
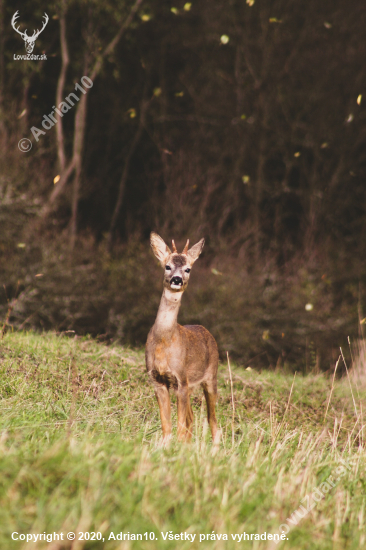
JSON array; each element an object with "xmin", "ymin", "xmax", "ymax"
[{"xmin": 0, "ymin": 331, "xmax": 364, "ymax": 549}]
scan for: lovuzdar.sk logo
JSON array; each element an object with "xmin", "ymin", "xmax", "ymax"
[{"xmin": 11, "ymin": 10, "xmax": 48, "ymax": 60}]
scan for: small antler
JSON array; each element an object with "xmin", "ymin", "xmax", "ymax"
[
  {"xmin": 182, "ymin": 239, "xmax": 189, "ymax": 254},
  {"xmin": 171, "ymin": 240, "xmax": 178, "ymax": 253}
]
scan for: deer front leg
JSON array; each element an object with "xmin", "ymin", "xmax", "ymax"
[
  {"xmin": 177, "ymin": 384, "xmax": 190, "ymax": 441},
  {"xmin": 154, "ymin": 384, "xmax": 171, "ymax": 444},
  {"xmin": 185, "ymin": 395, "xmax": 194, "ymax": 441}
]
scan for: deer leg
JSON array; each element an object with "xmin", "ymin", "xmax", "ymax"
[
  {"xmin": 177, "ymin": 385, "xmax": 189, "ymax": 441},
  {"xmin": 185, "ymin": 393, "xmax": 194, "ymax": 440},
  {"xmin": 203, "ymin": 384, "xmax": 218, "ymax": 441},
  {"xmin": 154, "ymin": 384, "xmax": 171, "ymax": 444}
]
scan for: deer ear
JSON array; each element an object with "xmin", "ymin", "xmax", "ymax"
[
  {"xmin": 150, "ymin": 232, "xmax": 171, "ymax": 266},
  {"xmin": 187, "ymin": 238, "xmax": 205, "ymax": 264}
]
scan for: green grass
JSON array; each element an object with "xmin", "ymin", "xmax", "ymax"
[{"xmin": 0, "ymin": 331, "xmax": 365, "ymax": 549}]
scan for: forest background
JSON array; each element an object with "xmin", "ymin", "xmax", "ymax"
[{"xmin": 1, "ymin": 0, "xmax": 366, "ymax": 371}]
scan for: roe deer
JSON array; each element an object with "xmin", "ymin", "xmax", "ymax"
[{"xmin": 145, "ymin": 232, "xmax": 219, "ymax": 444}]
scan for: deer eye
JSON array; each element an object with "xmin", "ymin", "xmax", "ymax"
[
  {"xmin": 165, "ymin": 265, "xmax": 171, "ymax": 271},
  {"xmin": 185, "ymin": 268, "xmax": 191, "ymax": 273}
]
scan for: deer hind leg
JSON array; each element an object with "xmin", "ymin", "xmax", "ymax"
[
  {"xmin": 177, "ymin": 384, "xmax": 190, "ymax": 441},
  {"xmin": 154, "ymin": 383, "xmax": 171, "ymax": 444},
  {"xmin": 202, "ymin": 382, "xmax": 218, "ymax": 441}
]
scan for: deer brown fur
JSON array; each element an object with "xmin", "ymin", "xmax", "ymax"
[{"xmin": 145, "ymin": 232, "xmax": 219, "ymax": 444}]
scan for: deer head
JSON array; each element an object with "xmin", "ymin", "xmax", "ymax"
[
  {"xmin": 150, "ymin": 232, "xmax": 205, "ymax": 293},
  {"xmin": 11, "ymin": 11, "xmax": 49, "ymax": 54}
]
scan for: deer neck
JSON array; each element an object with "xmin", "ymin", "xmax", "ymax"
[{"xmin": 153, "ymin": 288, "xmax": 183, "ymax": 340}]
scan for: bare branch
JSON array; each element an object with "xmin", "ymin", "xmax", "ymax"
[
  {"xmin": 41, "ymin": 157, "xmax": 76, "ymax": 217},
  {"xmin": 55, "ymin": 4, "xmax": 69, "ymax": 172},
  {"xmin": 90, "ymin": 0, "xmax": 143, "ymax": 81},
  {"xmin": 108, "ymin": 88, "xmax": 151, "ymax": 250},
  {"xmin": 43, "ymin": 0, "xmax": 143, "ymax": 235}
]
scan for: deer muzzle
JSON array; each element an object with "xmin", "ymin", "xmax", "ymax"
[{"xmin": 170, "ymin": 276, "xmax": 183, "ymax": 289}]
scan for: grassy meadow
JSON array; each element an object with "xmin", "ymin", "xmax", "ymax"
[{"xmin": 0, "ymin": 331, "xmax": 365, "ymax": 549}]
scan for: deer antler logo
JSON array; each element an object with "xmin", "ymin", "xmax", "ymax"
[{"xmin": 11, "ymin": 11, "xmax": 49, "ymax": 54}]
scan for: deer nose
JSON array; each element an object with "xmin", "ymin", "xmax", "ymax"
[{"xmin": 170, "ymin": 276, "xmax": 183, "ymax": 287}]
